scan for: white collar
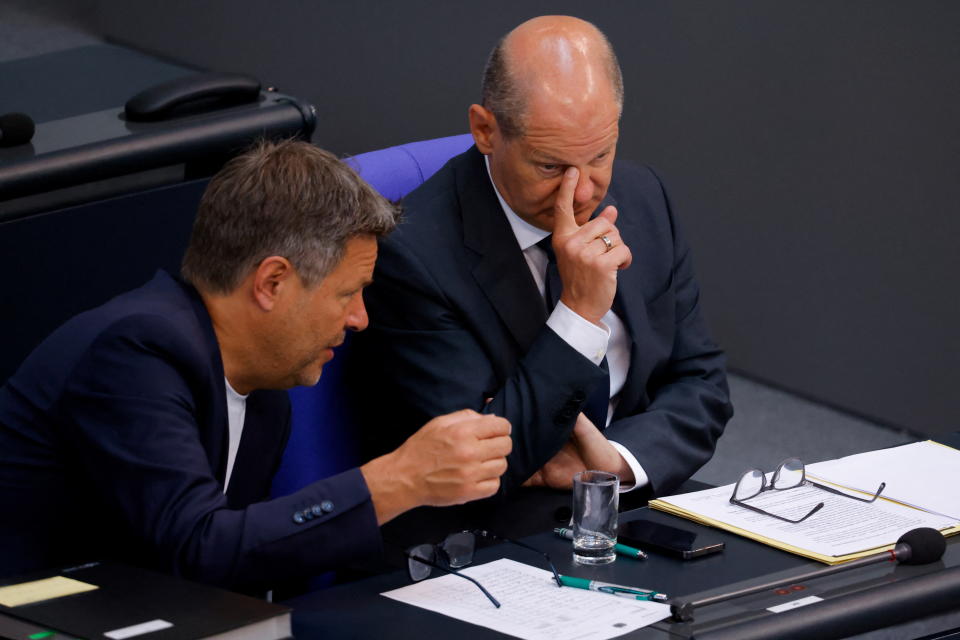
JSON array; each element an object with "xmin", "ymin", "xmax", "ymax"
[
  {"xmin": 224, "ymin": 377, "xmax": 248, "ymax": 400},
  {"xmin": 484, "ymin": 155, "xmax": 550, "ymax": 251}
]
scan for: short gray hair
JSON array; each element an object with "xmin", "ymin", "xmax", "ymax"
[
  {"xmin": 181, "ymin": 139, "xmax": 398, "ymax": 294},
  {"xmin": 480, "ymin": 28, "xmax": 624, "ymax": 138}
]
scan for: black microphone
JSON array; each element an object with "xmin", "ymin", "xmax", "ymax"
[
  {"xmin": 670, "ymin": 527, "xmax": 947, "ymax": 622},
  {"xmin": 895, "ymin": 526, "xmax": 948, "ymax": 564},
  {"xmin": 0, "ymin": 112, "xmax": 36, "ymax": 147}
]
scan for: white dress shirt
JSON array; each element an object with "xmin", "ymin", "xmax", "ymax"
[
  {"xmin": 223, "ymin": 378, "xmax": 248, "ymax": 493},
  {"xmin": 484, "ymin": 158, "xmax": 649, "ymax": 490}
]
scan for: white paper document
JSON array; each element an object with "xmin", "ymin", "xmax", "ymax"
[
  {"xmin": 381, "ymin": 558, "xmax": 671, "ymax": 640},
  {"xmin": 658, "ymin": 481, "xmax": 955, "ymax": 558},
  {"xmin": 807, "ymin": 440, "xmax": 960, "ymax": 521}
]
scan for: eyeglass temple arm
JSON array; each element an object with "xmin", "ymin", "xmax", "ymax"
[
  {"xmin": 406, "ymin": 552, "xmax": 501, "ymax": 608},
  {"xmin": 471, "ymin": 529, "xmax": 563, "ymax": 587},
  {"xmin": 730, "ymin": 497, "xmax": 824, "ymax": 524},
  {"xmin": 511, "ymin": 538, "xmax": 563, "ymax": 587},
  {"xmin": 810, "ymin": 480, "xmax": 886, "ymax": 503}
]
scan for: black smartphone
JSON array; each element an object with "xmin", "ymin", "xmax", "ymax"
[{"xmin": 618, "ymin": 520, "xmax": 724, "ymax": 560}]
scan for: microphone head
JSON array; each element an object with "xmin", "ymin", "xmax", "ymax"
[
  {"xmin": 0, "ymin": 112, "xmax": 36, "ymax": 147},
  {"xmin": 897, "ymin": 527, "xmax": 946, "ymax": 565}
]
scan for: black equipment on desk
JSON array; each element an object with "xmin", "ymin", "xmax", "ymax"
[
  {"xmin": 670, "ymin": 526, "xmax": 947, "ymax": 623},
  {"xmin": 0, "ymin": 72, "xmax": 316, "ymax": 221},
  {"xmin": 124, "ymin": 72, "xmax": 262, "ymax": 122},
  {"xmin": 0, "ymin": 562, "xmax": 290, "ymax": 639}
]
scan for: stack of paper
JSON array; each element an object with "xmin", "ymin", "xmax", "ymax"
[
  {"xmin": 807, "ymin": 440, "xmax": 960, "ymax": 520},
  {"xmin": 382, "ymin": 559, "xmax": 671, "ymax": 640},
  {"xmin": 650, "ymin": 441, "xmax": 960, "ymax": 564}
]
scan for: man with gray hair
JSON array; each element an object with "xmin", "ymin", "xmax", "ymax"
[
  {"xmin": 351, "ymin": 16, "xmax": 731, "ymax": 534},
  {"xmin": 0, "ymin": 140, "xmax": 512, "ymax": 590}
]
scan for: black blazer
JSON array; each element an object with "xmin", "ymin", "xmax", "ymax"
[
  {"xmin": 352, "ymin": 146, "xmax": 732, "ymax": 496},
  {"xmin": 0, "ymin": 272, "xmax": 380, "ymax": 588}
]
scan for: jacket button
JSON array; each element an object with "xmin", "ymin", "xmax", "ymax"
[
  {"xmin": 321, "ymin": 500, "xmax": 334, "ymax": 513},
  {"xmin": 311, "ymin": 504, "xmax": 323, "ymax": 517},
  {"xmin": 293, "ymin": 512, "xmax": 305, "ymax": 524},
  {"xmin": 303, "ymin": 509, "xmax": 315, "ymax": 520}
]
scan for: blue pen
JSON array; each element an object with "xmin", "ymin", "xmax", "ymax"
[
  {"xmin": 559, "ymin": 575, "xmax": 669, "ymax": 602},
  {"xmin": 553, "ymin": 527, "xmax": 648, "ymax": 559}
]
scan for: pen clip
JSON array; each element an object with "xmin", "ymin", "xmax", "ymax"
[{"xmin": 599, "ymin": 585, "xmax": 647, "ymax": 596}]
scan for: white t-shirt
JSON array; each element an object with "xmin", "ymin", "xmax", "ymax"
[{"xmin": 223, "ymin": 378, "xmax": 248, "ymax": 493}]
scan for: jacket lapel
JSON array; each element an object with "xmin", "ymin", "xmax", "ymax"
[
  {"xmin": 605, "ymin": 192, "xmax": 647, "ymax": 343},
  {"xmin": 458, "ymin": 147, "xmax": 547, "ymax": 352},
  {"xmin": 226, "ymin": 392, "xmax": 274, "ymax": 507},
  {"xmin": 606, "ymin": 198, "xmax": 655, "ymax": 420},
  {"xmin": 176, "ymin": 273, "xmax": 231, "ymax": 483}
]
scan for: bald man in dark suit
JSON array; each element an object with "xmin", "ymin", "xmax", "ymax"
[{"xmin": 351, "ymin": 17, "xmax": 732, "ymax": 531}]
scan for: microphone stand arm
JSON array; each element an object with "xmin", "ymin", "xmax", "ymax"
[{"xmin": 670, "ymin": 544, "xmax": 904, "ymax": 622}]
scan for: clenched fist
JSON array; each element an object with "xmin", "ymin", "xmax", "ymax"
[{"xmin": 361, "ymin": 409, "xmax": 512, "ymax": 524}]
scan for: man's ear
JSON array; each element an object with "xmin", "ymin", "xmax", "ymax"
[
  {"xmin": 469, "ymin": 104, "xmax": 498, "ymax": 155},
  {"xmin": 251, "ymin": 256, "xmax": 295, "ymax": 311}
]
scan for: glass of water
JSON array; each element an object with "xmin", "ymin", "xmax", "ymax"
[{"xmin": 572, "ymin": 470, "xmax": 619, "ymax": 565}]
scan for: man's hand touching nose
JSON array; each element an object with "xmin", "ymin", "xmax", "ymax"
[{"xmin": 551, "ymin": 167, "xmax": 632, "ymax": 325}]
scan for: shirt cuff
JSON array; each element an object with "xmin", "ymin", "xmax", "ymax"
[
  {"xmin": 546, "ymin": 301, "xmax": 610, "ymax": 365},
  {"xmin": 608, "ymin": 441, "xmax": 650, "ymax": 492}
]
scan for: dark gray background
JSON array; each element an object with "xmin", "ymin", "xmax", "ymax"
[{"xmin": 61, "ymin": 1, "xmax": 960, "ymax": 436}]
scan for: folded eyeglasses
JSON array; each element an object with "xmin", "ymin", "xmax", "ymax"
[
  {"xmin": 406, "ymin": 529, "xmax": 561, "ymax": 608},
  {"xmin": 730, "ymin": 457, "xmax": 885, "ymax": 523}
]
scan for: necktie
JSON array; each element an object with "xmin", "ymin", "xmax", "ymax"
[{"xmin": 537, "ymin": 237, "xmax": 610, "ymax": 430}]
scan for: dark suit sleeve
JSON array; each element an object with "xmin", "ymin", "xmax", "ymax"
[
  {"xmin": 61, "ymin": 315, "xmax": 381, "ymax": 589},
  {"xmin": 605, "ymin": 170, "xmax": 733, "ymax": 496},
  {"xmin": 354, "ymin": 237, "xmax": 605, "ymax": 492}
]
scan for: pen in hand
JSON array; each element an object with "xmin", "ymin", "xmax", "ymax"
[{"xmin": 553, "ymin": 527, "xmax": 647, "ymax": 559}]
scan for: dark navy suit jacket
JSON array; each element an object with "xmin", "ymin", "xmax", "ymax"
[
  {"xmin": 0, "ymin": 271, "xmax": 380, "ymax": 588},
  {"xmin": 351, "ymin": 147, "xmax": 732, "ymax": 497}
]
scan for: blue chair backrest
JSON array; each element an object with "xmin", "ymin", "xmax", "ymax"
[
  {"xmin": 343, "ymin": 133, "xmax": 476, "ymax": 202},
  {"xmin": 271, "ymin": 133, "xmax": 474, "ymax": 496}
]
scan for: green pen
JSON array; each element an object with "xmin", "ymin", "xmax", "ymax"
[
  {"xmin": 559, "ymin": 575, "xmax": 669, "ymax": 602},
  {"xmin": 553, "ymin": 527, "xmax": 648, "ymax": 559}
]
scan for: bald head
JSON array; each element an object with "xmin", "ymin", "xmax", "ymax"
[{"xmin": 481, "ymin": 16, "xmax": 623, "ymax": 138}]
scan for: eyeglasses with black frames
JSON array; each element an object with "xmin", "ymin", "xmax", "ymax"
[
  {"xmin": 406, "ymin": 529, "xmax": 562, "ymax": 608},
  {"xmin": 730, "ymin": 457, "xmax": 886, "ymax": 524}
]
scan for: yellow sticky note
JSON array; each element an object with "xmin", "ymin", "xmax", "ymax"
[{"xmin": 0, "ymin": 576, "xmax": 98, "ymax": 607}]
